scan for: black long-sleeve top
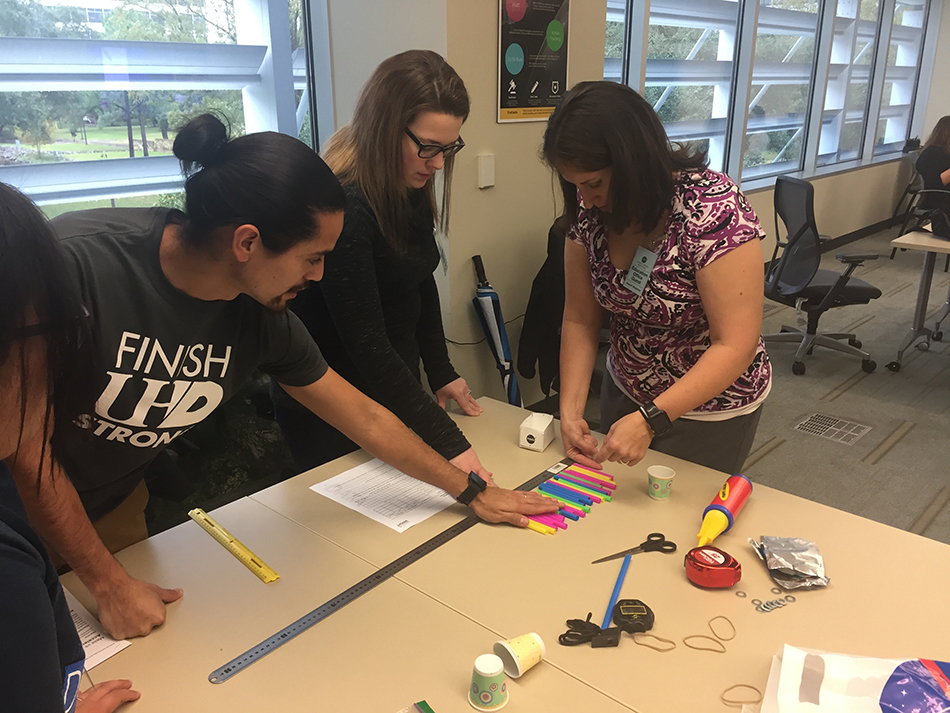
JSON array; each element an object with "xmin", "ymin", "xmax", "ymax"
[
  {"xmin": 290, "ymin": 183, "xmax": 470, "ymax": 460},
  {"xmin": 916, "ymin": 146, "xmax": 950, "ymax": 210}
]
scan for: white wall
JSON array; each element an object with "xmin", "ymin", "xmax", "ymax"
[
  {"xmin": 326, "ymin": 0, "xmax": 447, "ymax": 128},
  {"xmin": 922, "ymin": 0, "xmax": 950, "ymax": 137}
]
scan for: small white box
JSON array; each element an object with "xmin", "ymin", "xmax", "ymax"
[{"xmin": 519, "ymin": 413, "xmax": 555, "ymax": 452}]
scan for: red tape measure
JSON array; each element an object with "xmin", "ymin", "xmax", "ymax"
[{"xmin": 684, "ymin": 546, "xmax": 741, "ymax": 588}]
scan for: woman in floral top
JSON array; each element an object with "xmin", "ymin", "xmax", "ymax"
[{"xmin": 542, "ymin": 81, "xmax": 771, "ymax": 474}]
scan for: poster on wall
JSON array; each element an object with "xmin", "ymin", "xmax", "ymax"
[{"xmin": 497, "ymin": 0, "xmax": 569, "ymax": 123}]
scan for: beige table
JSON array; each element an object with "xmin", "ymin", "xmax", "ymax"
[
  {"xmin": 887, "ymin": 229, "xmax": 950, "ymax": 370},
  {"xmin": 62, "ymin": 496, "xmax": 633, "ymax": 712},
  {"xmin": 65, "ymin": 399, "xmax": 950, "ymax": 712}
]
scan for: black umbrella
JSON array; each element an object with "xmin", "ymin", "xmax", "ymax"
[{"xmin": 471, "ymin": 255, "xmax": 522, "ymax": 406}]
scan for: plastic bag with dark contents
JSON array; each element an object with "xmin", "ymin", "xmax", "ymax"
[{"xmin": 749, "ymin": 536, "xmax": 830, "ymax": 590}]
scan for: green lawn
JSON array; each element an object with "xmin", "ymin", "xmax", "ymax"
[{"xmin": 3, "ymin": 123, "xmax": 176, "ymax": 163}]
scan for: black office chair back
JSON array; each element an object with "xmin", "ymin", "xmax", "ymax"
[{"xmin": 766, "ymin": 176, "xmax": 822, "ymax": 298}]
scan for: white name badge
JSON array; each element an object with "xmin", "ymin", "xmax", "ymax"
[{"xmin": 623, "ymin": 246, "xmax": 658, "ymax": 296}]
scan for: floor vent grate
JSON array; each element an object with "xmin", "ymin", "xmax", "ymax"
[{"xmin": 794, "ymin": 413, "xmax": 872, "ymax": 445}]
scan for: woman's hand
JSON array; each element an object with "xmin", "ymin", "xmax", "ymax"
[
  {"xmin": 594, "ymin": 411, "xmax": 653, "ymax": 467},
  {"xmin": 560, "ymin": 419, "xmax": 603, "ymax": 469},
  {"xmin": 436, "ymin": 377, "xmax": 483, "ymax": 416},
  {"xmin": 76, "ymin": 679, "xmax": 141, "ymax": 713},
  {"xmin": 450, "ymin": 447, "xmax": 494, "ymax": 486}
]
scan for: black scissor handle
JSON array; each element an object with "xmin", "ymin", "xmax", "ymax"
[{"xmin": 644, "ymin": 532, "xmax": 677, "ymax": 553}]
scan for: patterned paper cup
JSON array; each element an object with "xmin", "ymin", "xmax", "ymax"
[
  {"xmin": 647, "ymin": 465, "xmax": 676, "ymax": 501},
  {"xmin": 469, "ymin": 653, "xmax": 508, "ymax": 710},
  {"xmin": 493, "ymin": 632, "xmax": 545, "ymax": 678}
]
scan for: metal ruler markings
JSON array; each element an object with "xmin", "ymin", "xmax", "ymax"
[{"xmin": 208, "ymin": 461, "xmax": 569, "ymax": 683}]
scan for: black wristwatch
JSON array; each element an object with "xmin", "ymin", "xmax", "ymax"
[
  {"xmin": 639, "ymin": 401, "xmax": 672, "ymax": 436},
  {"xmin": 456, "ymin": 471, "xmax": 488, "ymax": 505}
]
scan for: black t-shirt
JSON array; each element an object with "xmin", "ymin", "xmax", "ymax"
[
  {"xmin": 0, "ymin": 463, "xmax": 85, "ymax": 712},
  {"xmin": 288, "ymin": 184, "xmax": 469, "ymax": 460},
  {"xmin": 52, "ymin": 208, "xmax": 329, "ymax": 519},
  {"xmin": 916, "ymin": 146, "xmax": 950, "ymax": 210}
]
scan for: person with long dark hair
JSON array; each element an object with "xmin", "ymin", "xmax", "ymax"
[
  {"xmin": 0, "ymin": 183, "xmax": 140, "ymax": 712},
  {"xmin": 542, "ymin": 81, "xmax": 771, "ymax": 474},
  {"xmin": 9, "ymin": 114, "xmax": 558, "ymax": 641},
  {"xmin": 271, "ymin": 50, "xmax": 488, "ymax": 476},
  {"xmin": 917, "ymin": 116, "xmax": 950, "ymax": 210}
]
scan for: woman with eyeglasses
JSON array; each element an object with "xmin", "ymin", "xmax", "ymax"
[
  {"xmin": 271, "ymin": 50, "xmax": 490, "ymax": 478},
  {"xmin": 0, "ymin": 182, "xmax": 140, "ymax": 712}
]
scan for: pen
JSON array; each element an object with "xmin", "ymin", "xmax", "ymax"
[{"xmin": 602, "ymin": 554, "xmax": 631, "ymax": 630}]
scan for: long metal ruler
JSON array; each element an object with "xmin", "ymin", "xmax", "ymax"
[{"xmin": 208, "ymin": 461, "xmax": 569, "ymax": 683}]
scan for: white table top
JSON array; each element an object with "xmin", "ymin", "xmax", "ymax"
[{"xmin": 891, "ymin": 229, "xmax": 950, "ymax": 254}]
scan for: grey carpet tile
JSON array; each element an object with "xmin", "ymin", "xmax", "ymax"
[{"xmin": 752, "ymin": 227, "xmax": 950, "ymax": 546}]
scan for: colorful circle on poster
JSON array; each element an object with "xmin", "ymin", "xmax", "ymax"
[
  {"xmin": 546, "ymin": 20, "xmax": 564, "ymax": 51},
  {"xmin": 506, "ymin": 0, "xmax": 526, "ymax": 22},
  {"xmin": 505, "ymin": 43, "xmax": 525, "ymax": 75}
]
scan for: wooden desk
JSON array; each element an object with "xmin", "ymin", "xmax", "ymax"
[
  {"xmin": 62, "ymin": 496, "xmax": 632, "ymax": 712},
  {"xmin": 887, "ymin": 230, "xmax": 950, "ymax": 370},
  {"xmin": 64, "ymin": 399, "xmax": 950, "ymax": 712}
]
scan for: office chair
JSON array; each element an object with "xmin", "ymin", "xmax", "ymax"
[{"xmin": 763, "ymin": 176, "xmax": 882, "ymax": 375}]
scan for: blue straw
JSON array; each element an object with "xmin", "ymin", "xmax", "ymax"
[{"xmin": 602, "ymin": 554, "xmax": 631, "ymax": 630}]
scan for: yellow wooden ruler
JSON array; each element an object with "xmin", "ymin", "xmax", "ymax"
[{"xmin": 188, "ymin": 508, "xmax": 279, "ymax": 583}]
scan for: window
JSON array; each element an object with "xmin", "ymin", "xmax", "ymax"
[
  {"xmin": 816, "ymin": 0, "xmax": 880, "ymax": 166},
  {"xmin": 873, "ymin": 0, "xmax": 927, "ymax": 156},
  {"xmin": 644, "ymin": 0, "xmax": 741, "ymax": 172},
  {"xmin": 605, "ymin": 0, "xmax": 935, "ymax": 185},
  {"xmin": 744, "ymin": 0, "xmax": 819, "ymax": 178},
  {"xmin": 0, "ymin": 0, "xmax": 328, "ymax": 205}
]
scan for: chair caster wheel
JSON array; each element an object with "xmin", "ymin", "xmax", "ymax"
[
  {"xmin": 792, "ymin": 362, "xmax": 806, "ymax": 375},
  {"xmin": 916, "ymin": 341, "xmax": 930, "ymax": 352},
  {"xmin": 862, "ymin": 359, "xmax": 876, "ymax": 373},
  {"xmin": 849, "ymin": 338, "xmax": 862, "ymax": 348},
  {"xmin": 933, "ymin": 331, "xmax": 943, "ymax": 342},
  {"xmin": 886, "ymin": 361, "xmax": 901, "ymax": 372}
]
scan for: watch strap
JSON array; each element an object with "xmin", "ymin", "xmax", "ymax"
[{"xmin": 456, "ymin": 471, "xmax": 487, "ymax": 505}]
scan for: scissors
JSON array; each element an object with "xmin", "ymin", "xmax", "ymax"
[{"xmin": 591, "ymin": 532, "xmax": 677, "ymax": 564}]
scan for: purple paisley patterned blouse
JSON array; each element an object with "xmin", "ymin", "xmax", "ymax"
[{"xmin": 568, "ymin": 168, "xmax": 772, "ymax": 415}]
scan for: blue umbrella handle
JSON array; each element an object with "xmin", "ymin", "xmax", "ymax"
[{"xmin": 472, "ymin": 255, "xmax": 490, "ymax": 288}]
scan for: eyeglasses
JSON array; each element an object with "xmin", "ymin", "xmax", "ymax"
[{"xmin": 405, "ymin": 128, "xmax": 465, "ymax": 159}]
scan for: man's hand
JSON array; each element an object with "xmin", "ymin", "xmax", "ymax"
[
  {"xmin": 436, "ymin": 377, "xmax": 483, "ymax": 416},
  {"xmin": 593, "ymin": 411, "xmax": 653, "ymax": 467},
  {"xmin": 94, "ymin": 571, "xmax": 183, "ymax": 639},
  {"xmin": 449, "ymin": 447, "xmax": 494, "ymax": 486},
  {"xmin": 470, "ymin": 488, "xmax": 560, "ymax": 527},
  {"xmin": 76, "ymin": 679, "xmax": 141, "ymax": 713},
  {"xmin": 560, "ymin": 418, "xmax": 603, "ymax": 469}
]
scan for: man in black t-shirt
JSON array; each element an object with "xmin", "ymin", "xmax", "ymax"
[{"xmin": 10, "ymin": 206, "xmax": 559, "ymax": 641}]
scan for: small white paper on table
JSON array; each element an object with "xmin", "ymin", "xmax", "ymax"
[
  {"xmin": 310, "ymin": 458, "xmax": 456, "ymax": 532},
  {"xmin": 62, "ymin": 589, "xmax": 130, "ymax": 669}
]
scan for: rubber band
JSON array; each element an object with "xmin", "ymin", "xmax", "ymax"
[
  {"xmin": 708, "ymin": 615, "xmax": 736, "ymax": 641},
  {"xmin": 632, "ymin": 632, "xmax": 676, "ymax": 652},
  {"xmin": 720, "ymin": 683, "xmax": 763, "ymax": 707},
  {"xmin": 682, "ymin": 635, "xmax": 726, "ymax": 653}
]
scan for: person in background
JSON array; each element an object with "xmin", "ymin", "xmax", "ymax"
[
  {"xmin": 271, "ymin": 50, "xmax": 488, "ymax": 477},
  {"xmin": 9, "ymin": 114, "xmax": 559, "ymax": 643},
  {"xmin": 542, "ymin": 81, "xmax": 771, "ymax": 474},
  {"xmin": 0, "ymin": 182, "xmax": 140, "ymax": 712},
  {"xmin": 916, "ymin": 116, "xmax": 950, "ymax": 210}
]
